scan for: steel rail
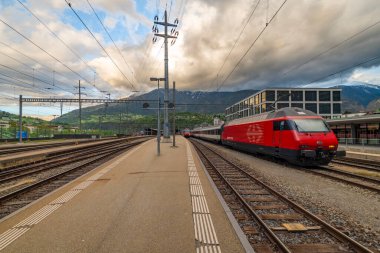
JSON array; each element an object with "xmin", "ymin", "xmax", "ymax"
[
  {"xmin": 191, "ymin": 140, "xmax": 291, "ymax": 252},
  {"xmin": 0, "ymin": 141, "xmax": 144, "ymax": 204},
  {"xmin": 191, "ymin": 139, "xmax": 374, "ymax": 253},
  {"xmin": 0, "ymin": 141, "xmax": 137, "ymax": 184},
  {"xmin": 331, "ymin": 159, "xmax": 380, "ymax": 173}
]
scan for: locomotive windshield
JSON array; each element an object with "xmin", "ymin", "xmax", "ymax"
[{"xmin": 293, "ymin": 119, "xmax": 330, "ymax": 133}]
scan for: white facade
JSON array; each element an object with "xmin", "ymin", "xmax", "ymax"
[{"xmin": 225, "ymin": 88, "xmax": 342, "ymax": 121}]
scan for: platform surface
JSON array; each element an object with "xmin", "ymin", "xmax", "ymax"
[{"xmin": 0, "ymin": 137, "xmax": 245, "ymax": 253}]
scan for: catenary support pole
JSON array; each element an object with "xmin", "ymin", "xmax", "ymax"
[
  {"xmin": 79, "ymin": 80, "xmax": 82, "ymax": 132},
  {"xmin": 157, "ymin": 80, "xmax": 161, "ymax": 155},
  {"xmin": 172, "ymin": 81, "xmax": 176, "ymax": 147},
  {"xmin": 163, "ymin": 10, "xmax": 169, "ymax": 139},
  {"xmin": 19, "ymin": 95, "xmax": 22, "ymax": 143}
]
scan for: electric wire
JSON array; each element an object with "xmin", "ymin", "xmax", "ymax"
[
  {"xmin": 305, "ymin": 54, "xmax": 380, "ymax": 86},
  {"xmin": 0, "ymin": 51, "xmax": 77, "ymax": 92},
  {"xmin": 217, "ymin": 0, "xmax": 288, "ymax": 91},
  {"xmin": 16, "ymin": 0, "xmax": 97, "ymax": 77},
  {"xmin": 212, "ymin": 0, "xmax": 261, "ymax": 91},
  {"xmin": 86, "ymin": 0, "xmax": 138, "ymax": 89},
  {"xmin": 64, "ymin": 0, "xmax": 136, "ymax": 91},
  {"xmin": 0, "ymin": 63, "xmax": 75, "ymax": 94},
  {"xmin": 0, "ymin": 18, "xmax": 94, "ymax": 86},
  {"xmin": 0, "ymin": 41, "xmax": 83, "ymax": 86},
  {"xmin": 268, "ymin": 18, "xmax": 380, "ymax": 85}
]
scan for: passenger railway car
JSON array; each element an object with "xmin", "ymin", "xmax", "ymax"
[
  {"xmin": 193, "ymin": 107, "xmax": 344, "ymax": 166},
  {"xmin": 192, "ymin": 126, "xmax": 221, "ymax": 143},
  {"xmin": 182, "ymin": 128, "xmax": 192, "ymax": 138}
]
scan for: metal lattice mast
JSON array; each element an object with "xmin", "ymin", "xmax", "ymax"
[{"xmin": 153, "ymin": 10, "xmax": 179, "ymax": 138}]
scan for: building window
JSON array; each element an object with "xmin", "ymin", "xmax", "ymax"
[
  {"xmin": 319, "ymin": 103, "xmax": 331, "ymax": 114},
  {"xmin": 244, "ymin": 99, "xmax": 248, "ymax": 109},
  {"xmin": 333, "ymin": 103, "xmax": 341, "ymax": 114},
  {"xmin": 319, "ymin": 91, "xmax": 331, "ymax": 101},
  {"xmin": 249, "ymin": 98, "xmax": 254, "ymax": 105},
  {"xmin": 333, "ymin": 91, "xmax": 341, "ymax": 101},
  {"xmin": 278, "ymin": 91, "xmax": 290, "ymax": 101},
  {"xmin": 305, "ymin": 103, "xmax": 317, "ymax": 113},
  {"xmin": 277, "ymin": 103, "xmax": 289, "ymax": 109},
  {"xmin": 266, "ymin": 90, "xmax": 275, "ymax": 101},
  {"xmin": 291, "ymin": 103, "xmax": 303, "ymax": 109},
  {"xmin": 291, "ymin": 91, "xmax": 303, "ymax": 101},
  {"xmin": 266, "ymin": 103, "xmax": 273, "ymax": 111},
  {"xmin": 255, "ymin": 106, "xmax": 260, "ymax": 114},
  {"xmin": 261, "ymin": 92, "xmax": 266, "ymax": 103},
  {"xmin": 261, "ymin": 103, "xmax": 267, "ymax": 112},
  {"xmin": 305, "ymin": 91, "xmax": 317, "ymax": 101},
  {"xmin": 254, "ymin": 95, "xmax": 259, "ymax": 105}
]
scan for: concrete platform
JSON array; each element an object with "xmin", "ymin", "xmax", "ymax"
[
  {"xmin": 339, "ymin": 144, "xmax": 380, "ymax": 161},
  {"xmin": 0, "ymin": 137, "xmax": 247, "ymax": 253}
]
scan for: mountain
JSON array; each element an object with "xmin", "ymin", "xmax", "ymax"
[
  {"xmin": 56, "ymin": 89, "xmax": 257, "ymax": 124},
  {"xmin": 332, "ymin": 82, "xmax": 380, "ymax": 106},
  {"xmin": 55, "ymin": 82, "xmax": 380, "ymax": 124}
]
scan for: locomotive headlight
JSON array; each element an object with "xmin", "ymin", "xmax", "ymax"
[{"xmin": 328, "ymin": 145, "xmax": 335, "ymax": 149}]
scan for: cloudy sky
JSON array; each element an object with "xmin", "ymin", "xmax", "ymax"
[{"xmin": 0, "ymin": 0, "xmax": 380, "ymax": 118}]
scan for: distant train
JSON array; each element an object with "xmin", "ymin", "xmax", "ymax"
[
  {"xmin": 192, "ymin": 107, "xmax": 345, "ymax": 166},
  {"xmin": 182, "ymin": 128, "xmax": 192, "ymax": 138}
]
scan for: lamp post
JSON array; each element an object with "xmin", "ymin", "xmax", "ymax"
[{"xmin": 150, "ymin": 77, "xmax": 166, "ymax": 156}]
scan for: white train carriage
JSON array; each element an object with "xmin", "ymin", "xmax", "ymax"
[{"xmin": 192, "ymin": 125, "xmax": 222, "ymax": 143}]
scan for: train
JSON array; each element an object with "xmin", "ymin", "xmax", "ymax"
[
  {"xmin": 192, "ymin": 107, "xmax": 345, "ymax": 166},
  {"xmin": 182, "ymin": 128, "xmax": 192, "ymax": 138}
]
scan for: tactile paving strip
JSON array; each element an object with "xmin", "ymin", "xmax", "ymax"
[
  {"xmin": 186, "ymin": 142, "xmax": 221, "ymax": 253},
  {"xmin": 0, "ymin": 142, "xmax": 146, "ymax": 251}
]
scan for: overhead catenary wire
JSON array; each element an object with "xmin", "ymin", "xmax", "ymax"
[
  {"xmin": 0, "ymin": 41, "xmax": 85, "ymax": 88},
  {"xmin": 268, "ymin": 18, "xmax": 380, "ymax": 85},
  {"xmin": 216, "ymin": 0, "xmax": 288, "ymax": 91},
  {"xmin": 0, "ymin": 18, "xmax": 94, "ymax": 86},
  {"xmin": 64, "ymin": 0, "xmax": 136, "ymax": 91},
  {"xmin": 0, "ymin": 50, "xmax": 79, "ymax": 93},
  {"xmin": 0, "ymin": 63, "xmax": 75, "ymax": 94},
  {"xmin": 212, "ymin": 0, "xmax": 261, "ymax": 91},
  {"xmin": 15, "ymin": 0, "xmax": 97, "ymax": 77},
  {"xmin": 86, "ymin": 0, "xmax": 139, "ymax": 89},
  {"xmin": 0, "ymin": 72, "xmax": 54, "ymax": 95},
  {"xmin": 305, "ymin": 54, "xmax": 380, "ymax": 86}
]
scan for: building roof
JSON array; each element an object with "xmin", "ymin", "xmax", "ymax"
[{"xmin": 327, "ymin": 114, "xmax": 380, "ymax": 124}]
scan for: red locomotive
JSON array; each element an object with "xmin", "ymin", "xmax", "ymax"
[
  {"xmin": 182, "ymin": 128, "xmax": 192, "ymax": 138},
  {"xmin": 192, "ymin": 107, "xmax": 345, "ymax": 166}
]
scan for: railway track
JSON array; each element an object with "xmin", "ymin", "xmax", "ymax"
[
  {"xmin": 190, "ymin": 139, "xmax": 374, "ymax": 253},
  {"xmin": 0, "ymin": 138, "xmax": 149, "ymax": 219},
  {"xmin": 332, "ymin": 157, "xmax": 380, "ymax": 173},
  {"xmin": 0, "ymin": 137, "xmax": 117, "ymax": 156},
  {"xmin": 309, "ymin": 166, "xmax": 380, "ymax": 194}
]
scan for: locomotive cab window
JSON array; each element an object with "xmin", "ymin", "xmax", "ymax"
[
  {"xmin": 273, "ymin": 120, "xmax": 293, "ymax": 131},
  {"xmin": 293, "ymin": 119, "xmax": 330, "ymax": 133}
]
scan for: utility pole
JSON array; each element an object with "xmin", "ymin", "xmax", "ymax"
[
  {"xmin": 60, "ymin": 102, "xmax": 63, "ymax": 116},
  {"xmin": 19, "ymin": 95, "xmax": 22, "ymax": 143},
  {"xmin": 78, "ymin": 80, "xmax": 82, "ymax": 132},
  {"xmin": 150, "ymin": 77, "xmax": 165, "ymax": 156},
  {"xmin": 153, "ymin": 10, "xmax": 179, "ymax": 139},
  {"xmin": 172, "ymin": 81, "xmax": 176, "ymax": 147}
]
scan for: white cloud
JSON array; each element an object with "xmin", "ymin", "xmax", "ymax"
[{"xmin": 1, "ymin": 0, "xmax": 380, "ymax": 118}]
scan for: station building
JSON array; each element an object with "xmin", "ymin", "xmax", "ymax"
[
  {"xmin": 327, "ymin": 114, "xmax": 380, "ymax": 145},
  {"xmin": 225, "ymin": 88, "xmax": 342, "ymax": 121}
]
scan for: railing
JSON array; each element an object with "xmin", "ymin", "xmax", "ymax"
[{"xmin": 337, "ymin": 138, "xmax": 380, "ymax": 145}]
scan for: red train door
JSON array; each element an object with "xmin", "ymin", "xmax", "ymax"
[{"xmin": 273, "ymin": 121, "xmax": 281, "ymax": 155}]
